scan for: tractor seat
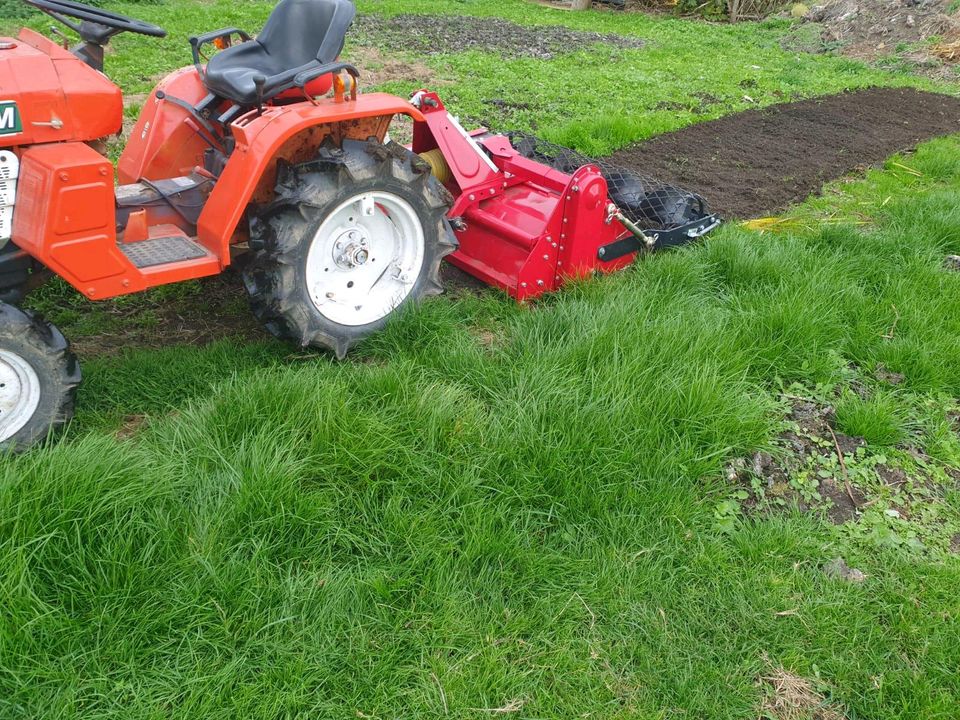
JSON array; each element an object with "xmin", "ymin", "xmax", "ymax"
[{"xmin": 203, "ymin": 0, "xmax": 355, "ymax": 106}]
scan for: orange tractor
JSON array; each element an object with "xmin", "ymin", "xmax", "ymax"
[{"xmin": 0, "ymin": 0, "xmax": 717, "ymax": 449}]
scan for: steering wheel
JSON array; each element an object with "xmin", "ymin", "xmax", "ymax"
[{"xmin": 22, "ymin": 0, "xmax": 167, "ymax": 38}]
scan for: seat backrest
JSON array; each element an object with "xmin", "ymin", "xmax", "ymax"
[{"xmin": 257, "ymin": 0, "xmax": 355, "ymax": 67}]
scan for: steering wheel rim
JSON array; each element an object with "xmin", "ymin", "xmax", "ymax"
[{"xmin": 22, "ymin": 0, "xmax": 167, "ymax": 38}]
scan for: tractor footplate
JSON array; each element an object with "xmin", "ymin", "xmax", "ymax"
[{"xmin": 120, "ymin": 235, "xmax": 208, "ymax": 268}]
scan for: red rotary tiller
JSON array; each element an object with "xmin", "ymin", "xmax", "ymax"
[{"xmin": 410, "ymin": 91, "xmax": 719, "ymax": 301}]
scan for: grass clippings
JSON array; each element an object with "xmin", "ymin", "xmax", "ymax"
[{"xmin": 758, "ymin": 665, "xmax": 845, "ymax": 720}]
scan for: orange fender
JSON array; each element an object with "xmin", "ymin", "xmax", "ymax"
[
  {"xmin": 196, "ymin": 93, "xmax": 425, "ymax": 259},
  {"xmin": 117, "ymin": 67, "xmax": 213, "ymax": 184}
]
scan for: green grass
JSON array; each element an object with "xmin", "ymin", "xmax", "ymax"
[
  {"xmin": 4, "ymin": 139, "xmax": 960, "ymax": 718},
  {"xmin": 835, "ymin": 392, "xmax": 907, "ymax": 447},
  {"xmin": 2, "ymin": 1, "xmax": 960, "ymax": 717}
]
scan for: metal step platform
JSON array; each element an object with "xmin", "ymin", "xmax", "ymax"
[{"xmin": 120, "ymin": 235, "xmax": 209, "ymax": 269}]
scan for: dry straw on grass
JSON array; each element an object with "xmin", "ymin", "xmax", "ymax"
[
  {"xmin": 931, "ymin": 37, "xmax": 960, "ymax": 62},
  {"xmin": 758, "ymin": 666, "xmax": 845, "ymax": 720}
]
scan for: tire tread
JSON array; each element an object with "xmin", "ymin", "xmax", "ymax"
[
  {"xmin": 243, "ymin": 138, "xmax": 456, "ymax": 358},
  {"xmin": 0, "ymin": 302, "xmax": 80, "ymax": 451}
]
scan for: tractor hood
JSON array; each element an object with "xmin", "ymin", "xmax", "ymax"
[{"xmin": 0, "ymin": 29, "xmax": 122, "ymax": 148}]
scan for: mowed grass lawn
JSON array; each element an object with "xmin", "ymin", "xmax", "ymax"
[{"xmin": 3, "ymin": 1, "xmax": 960, "ymax": 718}]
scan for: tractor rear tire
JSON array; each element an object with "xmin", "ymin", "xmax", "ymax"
[
  {"xmin": 243, "ymin": 138, "xmax": 456, "ymax": 358},
  {"xmin": 0, "ymin": 303, "xmax": 81, "ymax": 452}
]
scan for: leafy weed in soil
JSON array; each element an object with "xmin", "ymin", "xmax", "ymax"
[
  {"xmin": 720, "ymin": 380, "xmax": 960, "ymax": 555},
  {"xmin": 350, "ymin": 13, "xmax": 645, "ymax": 59}
]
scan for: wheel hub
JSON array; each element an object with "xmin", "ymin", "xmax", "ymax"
[
  {"xmin": 333, "ymin": 229, "xmax": 371, "ymax": 269},
  {"xmin": 0, "ymin": 348, "xmax": 41, "ymax": 443}
]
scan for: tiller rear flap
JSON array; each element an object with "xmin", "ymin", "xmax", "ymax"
[{"xmin": 410, "ymin": 90, "xmax": 720, "ymax": 301}]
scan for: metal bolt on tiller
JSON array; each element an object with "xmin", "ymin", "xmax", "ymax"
[{"xmin": 605, "ymin": 203, "xmax": 655, "ymax": 250}]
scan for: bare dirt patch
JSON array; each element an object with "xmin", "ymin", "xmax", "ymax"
[
  {"xmin": 350, "ymin": 13, "xmax": 644, "ymax": 59},
  {"xmin": 793, "ymin": 0, "xmax": 960, "ymax": 78},
  {"xmin": 64, "ymin": 272, "xmax": 268, "ymax": 359},
  {"xmin": 345, "ymin": 45, "xmax": 438, "ymax": 90},
  {"xmin": 468, "ymin": 325, "xmax": 505, "ymax": 352},
  {"xmin": 605, "ymin": 87, "xmax": 960, "ymax": 219},
  {"xmin": 726, "ymin": 397, "xmax": 869, "ymax": 524},
  {"xmin": 115, "ymin": 414, "xmax": 149, "ymax": 441},
  {"xmin": 723, "ymin": 387, "xmax": 960, "ymax": 552}
]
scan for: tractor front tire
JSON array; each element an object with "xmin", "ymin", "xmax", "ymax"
[
  {"xmin": 0, "ymin": 303, "xmax": 80, "ymax": 452},
  {"xmin": 243, "ymin": 139, "xmax": 456, "ymax": 358}
]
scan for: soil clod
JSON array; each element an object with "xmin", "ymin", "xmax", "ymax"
[{"xmin": 874, "ymin": 364, "xmax": 905, "ymax": 385}]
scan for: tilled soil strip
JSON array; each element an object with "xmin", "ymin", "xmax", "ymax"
[
  {"xmin": 604, "ymin": 87, "xmax": 960, "ymax": 220},
  {"xmin": 350, "ymin": 13, "xmax": 645, "ymax": 59}
]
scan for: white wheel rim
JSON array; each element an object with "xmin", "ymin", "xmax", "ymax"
[
  {"xmin": 0, "ymin": 348, "xmax": 42, "ymax": 443},
  {"xmin": 304, "ymin": 191, "xmax": 426, "ymax": 327}
]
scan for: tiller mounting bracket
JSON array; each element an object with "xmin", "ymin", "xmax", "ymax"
[{"xmin": 597, "ymin": 213, "xmax": 722, "ymax": 261}]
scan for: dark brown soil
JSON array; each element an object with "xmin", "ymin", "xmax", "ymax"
[
  {"xmin": 64, "ymin": 273, "xmax": 269, "ymax": 359},
  {"xmin": 605, "ymin": 87, "xmax": 960, "ymax": 219}
]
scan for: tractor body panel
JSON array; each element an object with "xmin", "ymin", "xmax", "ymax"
[
  {"xmin": 13, "ymin": 142, "xmax": 122, "ymax": 288},
  {"xmin": 0, "ymin": 30, "xmax": 122, "ymax": 147}
]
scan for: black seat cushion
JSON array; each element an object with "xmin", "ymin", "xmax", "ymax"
[{"xmin": 203, "ymin": 0, "xmax": 355, "ymax": 105}]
